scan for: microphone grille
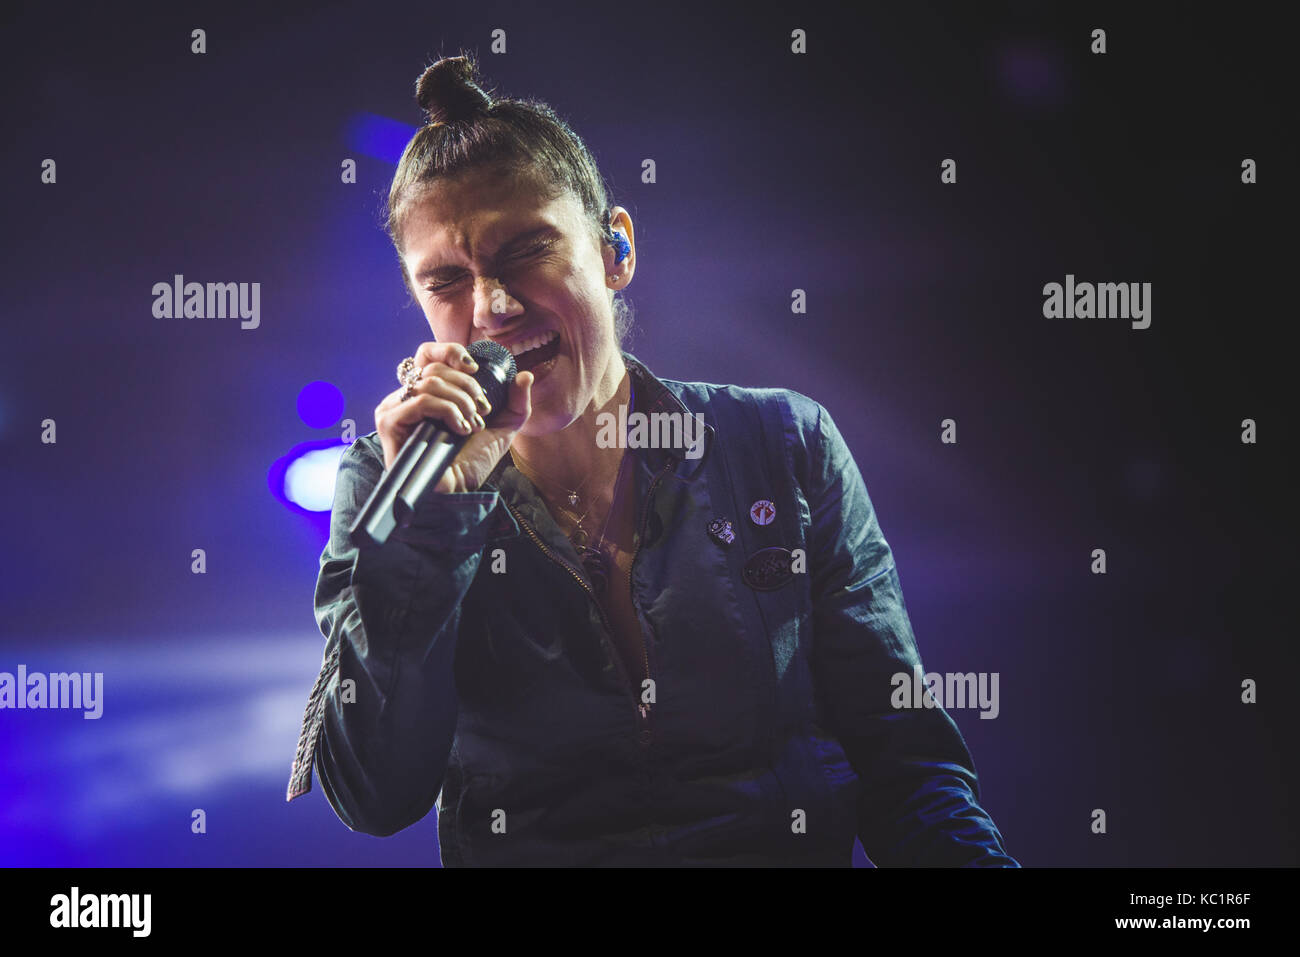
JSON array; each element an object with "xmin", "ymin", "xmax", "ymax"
[
  {"xmin": 467, "ymin": 338, "xmax": 516, "ymax": 409},
  {"xmin": 469, "ymin": 338, "xmax": 516, "ymax": 377}
]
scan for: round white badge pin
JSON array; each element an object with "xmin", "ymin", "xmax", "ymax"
[{"xmin": 749, "ymin": 499, "xmax": 776, "ymax": 526}]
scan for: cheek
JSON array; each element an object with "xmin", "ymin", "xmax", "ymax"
[
  {"xmin": 422, "ymin": 306, "xmax": 472, "ymax": 344},
  {"xmin": 534, "ymin": 268, "xmax": 605, "ymax": 325},
  {"xmin": 539, "ymin": 258, "xmax": 592, "ymax": 299}
]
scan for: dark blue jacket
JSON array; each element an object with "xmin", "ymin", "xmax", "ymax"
[{"xmin": 286, "ymin": 353, "xmax": 1018, "ymax": 866}]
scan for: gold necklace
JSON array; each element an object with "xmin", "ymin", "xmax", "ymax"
[
  {"xmin": 509, "ymin": 377, "xmax": 636, "ymax": 568},
  {"xmin": 510, "ymin": 446, "xmax": 610, "ymax": 548},
  {"xmin": 511, "ymin": 443, "xmax": 632, "ymax": 596},
  {"xmin": 510, "ymin": 444, "xmax": 596, "ymax": 509}
]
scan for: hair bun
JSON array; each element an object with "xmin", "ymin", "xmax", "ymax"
[{"xmin": 415, "ymin": 55, "xmax": 493, "ymax": 126}]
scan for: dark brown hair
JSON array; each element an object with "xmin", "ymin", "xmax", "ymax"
[{"xmin": 387, "ymin": 53, "xmax": 632, "ymax": 345}]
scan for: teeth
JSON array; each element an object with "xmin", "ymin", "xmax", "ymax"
[{"xmin": 507, "ymin": 329, "xmax": 558, "ymax": 356}]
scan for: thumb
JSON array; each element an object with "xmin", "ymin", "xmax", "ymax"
[
  {"xmin": 434, "ymin": 370, "xmax": 535, "ymax": 494},
  {"xmin": 499, "ymin": 370, "xmax": 533, "ymax": 430}
]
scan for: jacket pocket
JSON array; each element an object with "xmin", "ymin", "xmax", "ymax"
[{"xmin": 768, "ymin": 727, "xmax": 859, "ymax": 861}]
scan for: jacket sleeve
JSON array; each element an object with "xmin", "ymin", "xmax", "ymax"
[
  {"xmin": 800, "ymin": 401, "xmax": 1019, "ymax": 867},
  {"xmin": 284, "ymin": 434, "xmax": 500, "ymax": 837}
]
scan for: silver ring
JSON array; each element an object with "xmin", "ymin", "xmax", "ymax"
[{"xmin": 397, "ymin": 356, "xmax": 422, "ymax": 400}]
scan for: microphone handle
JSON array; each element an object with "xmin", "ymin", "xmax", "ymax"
[
  {"xmin": 393, "ymin": 427, "xmax": 471, "ymax": 518},
  {"xmin": 349, "ymin": 418, "xmax": 453, "ymax": 549},
  {"xmin": 392, "ymin": 346, "xmax": 516, "ymax": 519},
  {"xmin": 349, "ymin": 341, "xmax": 515, "ymax": 550}
]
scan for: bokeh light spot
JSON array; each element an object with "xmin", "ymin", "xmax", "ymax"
[{"xmin": 297, "ymin": 381, "xmax": 345, "ymax": 429}]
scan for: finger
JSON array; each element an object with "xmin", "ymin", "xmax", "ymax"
[
  {"xmin": 381, "ymin": 393, "xmax": 474, "ymax": 436},
  {"xmin": 410, "ymin": 368, "xmax": 481, "ymax": 424},
  {"xmin": 418, "ymin": 362, "xmax": 492, "ymax": 415},
  {"xmin": 459, "ymin": 369, "xmax": 531, "ymax": 434},
  {"xmin": 413, "ymin": 340, "xmax": 478, "ymax": 374},
  {"xmin": 375, "ymin": 384, "xmax": 412, "ymax": 416}
]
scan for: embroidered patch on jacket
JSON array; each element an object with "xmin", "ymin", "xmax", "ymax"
[{"xmin": 742, "ymin": 546, "xmax": 795, "ymax": 591}]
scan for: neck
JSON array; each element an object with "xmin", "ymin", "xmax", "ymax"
[{"xmin": 511, "ymin": 353, "xmax": 630, "ymax": 494}]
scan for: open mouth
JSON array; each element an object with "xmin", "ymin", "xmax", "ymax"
[{"xmin": 511, "ymin": 329, "xmax": 561, "ymax": 372}]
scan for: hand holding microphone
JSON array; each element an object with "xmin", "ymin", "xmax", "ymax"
[{"xmin": 351, "ymin": 339, "xmax": 533, "ymax": 548}]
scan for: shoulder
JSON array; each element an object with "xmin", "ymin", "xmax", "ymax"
[
  {"xmin": 329, "ymin": 433, "xmax": 386, "ymax": 501},
  {"xmin": 655, "ymin": 371, "xmax": 826, "ymax": 449},
  {"xmin": 653, "ymin": 372, "xmax": 831, "ymax": 480},
  {"xmin": 663, "ymin": 379, "xmax": 820, "ymax": 421},
  {"xmin": 340, "ymin": 432, "xmax": 385, "ymax": 471}
]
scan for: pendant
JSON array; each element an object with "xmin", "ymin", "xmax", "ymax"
[
  {"xmin": 577, "ymin": 545, "xmax": 611, "ymax": 595},
  {"xmin": 567, "ymin": 491, "xmax": 580, "ymax": 506}
]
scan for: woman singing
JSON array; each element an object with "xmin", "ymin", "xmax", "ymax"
[{"xmin": 286, "ymin": 53, "xmax": 1018, "ymax": 867}]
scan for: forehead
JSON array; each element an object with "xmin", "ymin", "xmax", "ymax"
[{"xmin": 401, "ymin": 168, "xmax": 586, "ymax": 255}]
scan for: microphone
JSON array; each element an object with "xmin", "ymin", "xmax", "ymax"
[{"xmin": 349, "ymin": 339, "xmax": 517, "ymax": 549}]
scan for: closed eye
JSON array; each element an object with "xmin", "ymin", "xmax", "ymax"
[
  {"xmin": 424, "ymin": 239, "xmax": 557, "ymax": 294},
  {"xmin": 508, "ymin": 238, "xmax": 555, "ymax": 260}
]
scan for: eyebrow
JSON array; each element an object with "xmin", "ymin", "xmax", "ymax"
[{"xmin": 414, "ymin": 225, "xmax": 560, "ymax": 284}]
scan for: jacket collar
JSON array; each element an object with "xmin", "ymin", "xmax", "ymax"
[
  {"xmin": 482, "ymin": 351, "xmax": 714, "ymax": 539},
  {"xmin": 620, "ymin": 351, "xmax": 714, "ymax": 477}
]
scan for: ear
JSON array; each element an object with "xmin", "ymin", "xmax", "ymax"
[{"xmin": 603, "ymin": 207, "xmax": 636, "ymax": 288}]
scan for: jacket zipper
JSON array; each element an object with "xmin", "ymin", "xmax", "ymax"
[
  {"xmin": 629, "ymin": 456, "xmax": 675, "ymax": 725},
  {"xmin": 505, "ymin": 501, "xmax": 615, "ymax": 635},
  {"xmin": 503, "ymin": 454, "xmax": 676, "ymax": 727}
]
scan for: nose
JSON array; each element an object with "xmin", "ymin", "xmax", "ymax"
[{"xmin": 472, "ymin": 275, "xmax": 524, "ymax": 332}]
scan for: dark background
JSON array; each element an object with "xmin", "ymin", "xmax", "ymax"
[{"xmin": 0, "ymin": 0, "xmax": 1293, "ymax": 866}]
